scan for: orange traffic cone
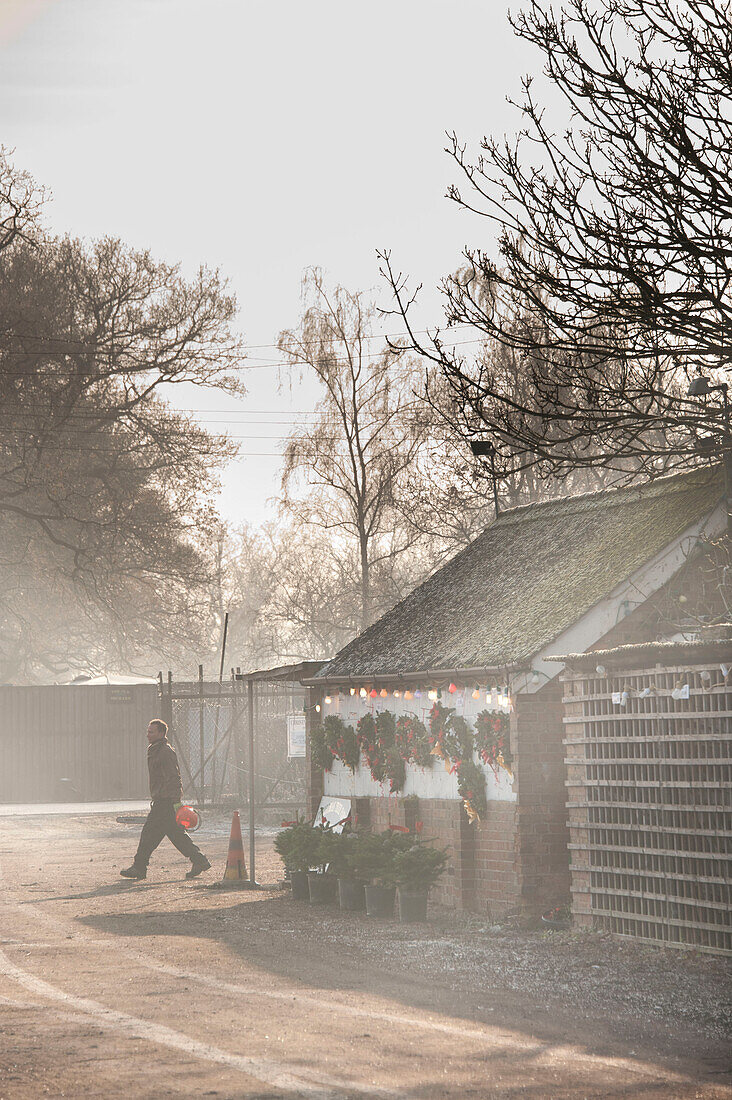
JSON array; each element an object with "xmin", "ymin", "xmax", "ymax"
[{"xmin": 222, "ymin": 811, "xmax": 249, "ymax": 884}]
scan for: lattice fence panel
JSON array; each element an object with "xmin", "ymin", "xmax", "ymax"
[{"xmin": 563, "ymin": 660, "xmax": 732, "ymax": 955}]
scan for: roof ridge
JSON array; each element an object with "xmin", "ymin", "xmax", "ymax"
[{"xmin": 493, "ymin": 465, "xmax": 722, "ymax": 527}]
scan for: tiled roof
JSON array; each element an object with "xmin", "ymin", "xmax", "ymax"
[{"xmin": 313, "ymin": 467, "xmax": 723, "ymax": 680}]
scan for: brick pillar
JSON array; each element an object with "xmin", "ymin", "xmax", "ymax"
[
  {"xmin": 306, "ymin": 685, "xmax": 323, "ymax": 820},
  {"xmin": 513, "ymin": 680, "xmax": 570, "ymax": 915}
]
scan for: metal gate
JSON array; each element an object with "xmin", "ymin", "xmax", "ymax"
[{"xmin": 158, "ymin": 668, "xmax": 308, "ymax": 810}]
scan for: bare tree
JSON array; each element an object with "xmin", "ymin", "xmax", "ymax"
[
  {"xmin": 278, "ymin": 269, "xmax": 425, "ymax": 630},
  {"xmin": 0, "ymin": 155, "xmax": 245, "ymax": 680},
  {"xmin": 381, "ymin": 0, "xmax": 732, "ymax": 486}
]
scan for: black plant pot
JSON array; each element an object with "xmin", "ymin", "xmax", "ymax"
[
  {"xmin": 397, "ymin": 889, "xmax": 428, "ymax": 922},
  {"xmin": 290, "ymin": 870, "xmax": 309, "ymax": 901},
  {"xmin": 364, "ymin": 884, "xmax": 396, "ymax": 918},
  {"xmin": 338, "ymin": 877, "xmax": 366, "ymax": 911},
  {"xmin": 307, "ymin": 871, "xmax": 337, "ymax": 904}
]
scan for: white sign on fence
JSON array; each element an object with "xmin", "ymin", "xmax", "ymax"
[{"xmin": 287, "ymin": 715, "xmax": 307, "ymax": 758}]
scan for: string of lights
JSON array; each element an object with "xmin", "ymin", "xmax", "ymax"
[{"xmin": 312, "ymin": 680, "xmax": 513, "ymax": 714}]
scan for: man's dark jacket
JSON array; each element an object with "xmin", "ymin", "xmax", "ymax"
[{"xmin": 147, "ymin": 737, "xmax": 183, "ymax": 801}]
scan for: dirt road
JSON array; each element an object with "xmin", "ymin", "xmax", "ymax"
[{"xmin": 0, "ymin": 811, "xmax": 729, "ymax": 1099}]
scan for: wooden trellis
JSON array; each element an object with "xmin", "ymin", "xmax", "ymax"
[{"xmin": 562, "ymin": 650, "xmax": 732, "ymax": 955}]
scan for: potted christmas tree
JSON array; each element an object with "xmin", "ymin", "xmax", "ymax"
[
  {"xmin": 335, "ymin": 832, "xmax": 371, "ymax": 911},
  {"xmin": 392, "ymin": 841, "xmax": 449, "ymax": 922},
  {"xmin": 273, "ymin": 822, "xmax": 321, "ymax": 900},
  {"xmin": 307, "ymin": 826, "xmax": 342, "ymax": 904},
  {"xmin": 360, "ymin": 830, "xmax": 416, "ymax": 918}
]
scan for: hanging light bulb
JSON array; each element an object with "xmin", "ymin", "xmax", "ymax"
[
  {"xmin": 414, "ymin": 686, "xmax": 422, "ymax": 698},
  {"xmin": 369, "ymin": 688, "xmax": 378, "ymax": 699},
  {"xmin": 427, "ymin": 689, "xmax": 437, "ymax": 701},
  {"xmin": 448, "ymin": 682, "xmax": 458, "ymax": 694},
  {"xmin": 359, "ymin": 687, "xmax": 367, "ymax": 698},
  {"xmin": 315, "ymin": 703, "xmax": 321, "ymax": 713},
  {"xmin": 350, "ymin": 686, "xmax": 356, "ymax": 696},
  {"xmin": 486, "ymin": 689, "xmax": 493, "ymax": 705},
  {"xmin": 379, "ymin": 688, "xmax": 388, "ymax": 698},
  {"xmin": 393, "ymin": 689, "xmax": 401, "ymax": 698},
  {"xmin": 324, "ymin": 695, "xmax": 332, "ymax": 705},
  {"xmin": 404, "ymin": 689, "xmax": 413, "ymax": 700},
  {"xmin": 471, "ymin": 686, "xmax": 481, "ymax": 700}
]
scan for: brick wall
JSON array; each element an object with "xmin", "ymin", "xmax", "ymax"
[
  {"xmin": 472, "ymin": 800, "xmax": 520, "ymax": 916},
  {"xmin": 342, "ymin": 793, "xmax": 522, "ymax": 916}
]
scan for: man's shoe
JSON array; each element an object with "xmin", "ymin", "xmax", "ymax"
[
  {"xmin": 120, "ymin": 865, "xmax": 146, "ymax": 879},
  {"xmin": 186, "ymin": 857, "xmax": 211, "ymax": 879}
]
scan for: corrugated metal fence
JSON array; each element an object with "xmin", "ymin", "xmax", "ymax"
[
  {"xmin": 0, "ymin": 683, "xmax": 156, "ymax": 803},
  {"xmin": 563, "ymin": 652, "xmax": 731, "ymax": 955}
]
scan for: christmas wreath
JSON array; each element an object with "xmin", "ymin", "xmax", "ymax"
[
  {"xmin": 474, "ymin": 710, "xmax": 513, "ymax": 777},
  {"xmin": 356, "ymin": 712, "xmax": 387, "ymax": 783},
  {"xmin": 427, "ymin": 702, "xmax": 473, "ymax": 763},
  {"xmin": 309, "ymin": 715, "xmax": 360, "ymax": 772},
  {"xmin": 395, "ymin": 713, "xmax": 433, "ymax": 768}
]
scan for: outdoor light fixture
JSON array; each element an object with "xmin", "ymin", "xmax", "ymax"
[
  {"xmin": 369, "ymin": 688, "xmax": 378, "ymax": 699},
  {"xmin": 404, "ymin": 689, "xmax": 413, "ymax": 700},
  {"xmin": 379, "ymin": 688, "xmax": 388, "ymax": 698},
  {"xmin": 315, "ymin": 703, "xmax": 321, "ymax": 713},
  {"xmin": 448, "ymin": 682, "xmax": 458, "ymax": 694},
  {"xmin": 687, "ymin": 375, "xmax": 718, "ymax": 397},
  {"xmin": 393, "ymin": 689, "xmax": 401, "ymax": 698},
  {"xmin": 471, "ymin": 686, "xmax": 481, "ymax": 700},
  {"xmin": 359, "ymin": 687, "xmax": 367, "ymax": 698},
  {"xmin": 324, "ymin": 695, "xmax": 332, "ymax": 705},
  {"xmin": 427, "ymin": 689, "xmax": 438, "ymax": 701},
  {"xmin": 350, "ymin": 687, "xmax": 356, "ymax": 696},
  {"xmin": 469, "ymin": 438, "xmax": 500, "ymax": 516}
]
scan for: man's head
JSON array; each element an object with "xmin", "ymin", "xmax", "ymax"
[{"xmin": 147, "ymin": 719, "xmax": 168, "ymax": 743}]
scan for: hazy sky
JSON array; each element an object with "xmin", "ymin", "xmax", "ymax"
[{"xmin": 0, "ymin": 0, "xmax": 534, "ymax": 525}]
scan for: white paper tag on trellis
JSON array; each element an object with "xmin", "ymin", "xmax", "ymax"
[{"xmin": 611, "ymin": 692, "xmax": 622, "ymax": 704}]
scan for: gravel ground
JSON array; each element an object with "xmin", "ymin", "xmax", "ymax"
[{"xmin": 261, "ymin": 893, "xmax": 732, "ymax": 1045}]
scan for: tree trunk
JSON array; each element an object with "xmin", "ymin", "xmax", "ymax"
[{"xmin": 360, "ymin": 533, "xmax": 371, "ymax": 631}]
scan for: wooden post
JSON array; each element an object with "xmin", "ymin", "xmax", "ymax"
[
  {"xmin": 248, "ymin": 676, "xmax": 256, "ymax": 885},
  {"xmin": 198, "ymin": 664, "xmax": 205, "ymax": 806},
  {"xmin": 210, "ymin": 613, "xmax": 229, "ymax": 802}
]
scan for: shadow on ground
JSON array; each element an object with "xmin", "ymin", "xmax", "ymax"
[{"xmin": 78, "ymin": 892, "xmax": 732, "ymax": 1100}]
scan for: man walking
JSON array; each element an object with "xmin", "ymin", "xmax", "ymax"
[{"xmin": 120, "ymin": 719, "xmax": 211, "ymax": 880}]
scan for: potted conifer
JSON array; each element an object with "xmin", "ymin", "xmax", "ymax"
[
  {"xmin": 335, "ymin": 832, "xmax": 369, "ymax": 911},
  {"xmin": 307, "ymin": 827, "xmax": 341, "ymax": 904},
  {"xmin": 392, "ymin": 842, "xmax": 449, "ymax": 922},
  {"xmin": 274, "ymin": 822, "xmax": 320, "ymax": 900},
  {"xmin": 361, "ymin": 830, "xmax": 416, "ymax": 918}
]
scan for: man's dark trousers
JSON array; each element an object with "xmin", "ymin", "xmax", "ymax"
[{"xmin": 134, "ymin": 799, "xmax": 204, "ymax": 869}]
